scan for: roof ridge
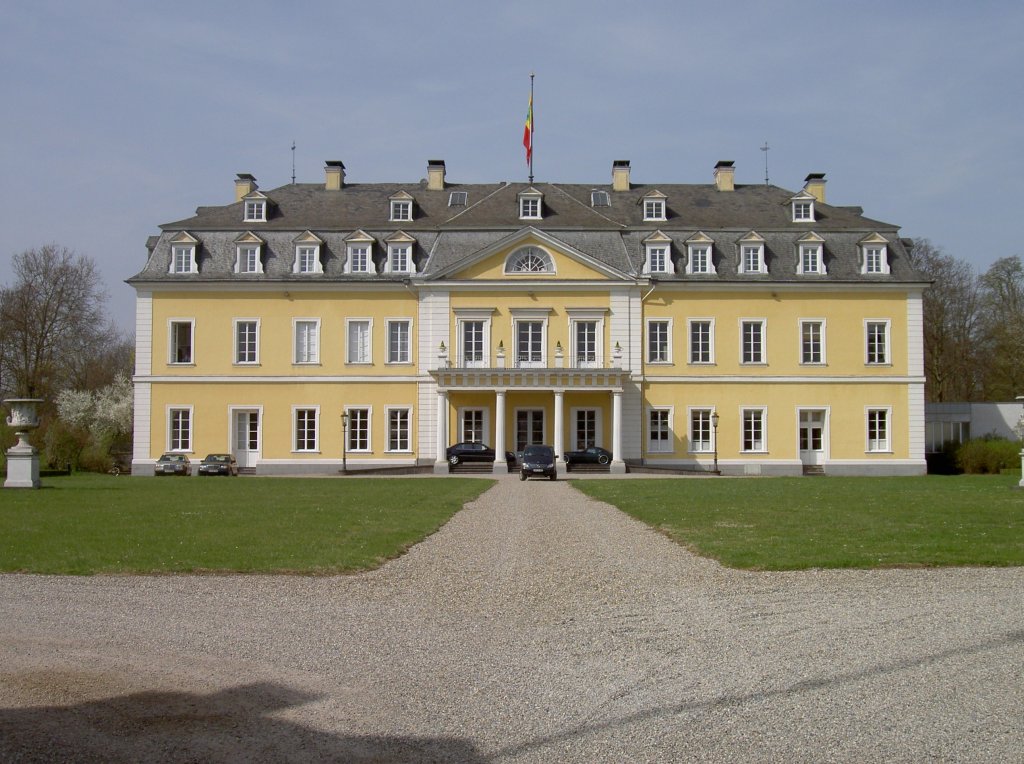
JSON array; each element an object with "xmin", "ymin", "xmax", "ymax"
[
  {"xmin": 443, "ymin": 182, "xmax": 510, "ymax": 224},
  {"xmin": 547, "ymin": 183, "xmax": 627, "ymax": 229}
]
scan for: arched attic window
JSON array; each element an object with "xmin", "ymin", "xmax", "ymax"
[{"xmin": 504, "ymin": 246, "xmax": 554, "ymax": 274}]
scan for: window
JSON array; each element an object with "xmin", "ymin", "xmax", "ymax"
[
  {"xmin": 461, "ymin": 320, "xmax": 486, "ymax": 367},
  {"xmin": 515, "ymin": 320, "xmax": 545, "ymax": 367},
  {"xmin": 519, "ymin": 192, "xmax": 542, "ymax": 219},
  {"xmin": 169, "ymin": 408, "xmax": 191, "ymax": 451},
  {"xmin": 390, "ymin": 199, "xmax": 412, "ymax": 221},
  {"xmin": 866, "ymin": 321, "xmax": 890, "ymax": 365},
  {"xmin": 387, "ymin": 408, "xmax": 411, "ymax": 452},
  {"xmin": 386, "ymin": 319, "xmax": 411, "ymax": 364},
  {"xmin": 461, "ymin": 409, "xmax": 486, "ymax": 443},
  {"xmin": 591, "ymin": 190, "xmax": 609, "ymax": 207},
  {"xmin": 294, "ymin": 320, "xmax": 319, "ymax": 364},
  {"xmin": 862, "ymin": 244, "xmax": 890, "ymax": 274},
  {"xmin": 294, "ymin": 408, "xmax": 318, "ymax": 452},
  {"xmin": 867, "ymin": 408, "xmax": 890, "ymax": 452},
  {"xmin": 648, "ymin": 408, "xmax": 672, "ymax": 453},
  {"xmin": 687, "ymin": 245, "xmax": 713, "ymax": 274},
  {"xmin": 573, "ymin": 321, "xmax": 599, "ymax": 367},
  {"xmin": 689, "ymin": 319, "xmax": 714, "ymax": 364},
  {"xmin": 244, "ymin": 200, "xmax": 266, "ymax": 222},
  {"xmin": 741, "ymin": 320, "xmax": 765, "ymax": 364},
  {"xmin": 647, "ymin": 319, "xmax": 672, "ymax": 363},
  {"xmin": 234, "ymin": 319, "xmax": 259, "ymax": 365},
  {"xmin": 742, "ymin": 408, "xmax": 766, "ymax": 452},
  {"xmin": 740, "ymin": 243, "xmax": 765, "ymax": 274},
  {"xmin": 347, "ymin": 408, "xmax": 370, "ymax": 451},
  {"xmin": 793, "ymin": 201, "xmax": 813, "ymax": 221},
  {"xmin": 800, "ymin": 320, "xmax": 824, "ymax": 365},
  {"xmin": 574, "ymin": 409, "xmax": 599, "ymax": 450},
  {"xmin": 643, "ymin": 196, "xmax": 666, "ymax": 221},
  {"xmin": 236, "ymin": 245, "xmax": 262, "ymax": 274},
  {"xmin": 689, "ymin": 409, "xmax": 714, "ymax": 453},
  {"xmin": 169, "ymin": 321, "xmax": 193, "ymax": 364},
  {"xmin": 799, "ymin": 244, "xmax": 823, "ymax": 274},
  {"xmin": 645, "ymin": 245, "xmax": 670, "ymax": 274},
  {"xmin": 170, "ymin": 245, "xmax": 197, "ymax": 274},
  {"xmin": 347, "ymin": 319, "xmax": 372, "ymax": 364},
  {"xmin": 387, "ymin": 244, "xmax": 413, "ymax": 274},
  {"xmin": 295, "ymin": 245, "xmax": 321, "ymax": 274},
  {"xmin": 347, "ymin": 244, "xmax": 372, "ymax": 274},
  {"xmin": 506, "ymin": 247, "xmax": 552, "ymax": 273},
  {"xmin": 448, "ymin": 191, "xmax": 468, "ymax": 207}
]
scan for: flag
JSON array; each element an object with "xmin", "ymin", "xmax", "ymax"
[{"xmin": 523, "ymin": 92, "xmax": 533, "ymax": 166}]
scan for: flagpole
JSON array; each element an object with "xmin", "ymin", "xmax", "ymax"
[{"xmin": 528, "ymin": 72, "xmax": 535, "ymax": 184}]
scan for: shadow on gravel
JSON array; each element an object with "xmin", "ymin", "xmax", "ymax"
[{"xmin": 0, "ymin": 681, "xmax": 485, "ymax": 763}]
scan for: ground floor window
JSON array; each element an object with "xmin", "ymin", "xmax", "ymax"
[
  {"xmin": 169, "ymin": 408, "xmax": 191, "ymax": 451},
  {"xmin": 294, "ymin": 408, "xmax": 317, "ymax": 452},
  {"xmin": 648, "ymin": 408, "xmax": 672, "ymax": 453},
  {"xmin": 867, "ymin": 408, "xmax": 890, "ymax": 452},
  {"xmin": 388, "ymin": 408, "xmax": 411, "ymax": 452},
  {"xmin": 461, "ymin": 409, "xmax": 485, "ymax": 443},
  {"xmin": 347, "ymin": 408, "xmax": 370, "ymax": 451},
  {"xmin": 689, "ymin": 409, "xmax": 713, "ymax": 452},
  {"xmin": 742, "ymin": 408, "xmax": 766, "ymax": 452}
]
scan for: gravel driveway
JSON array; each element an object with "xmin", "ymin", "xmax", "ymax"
[{"xmin": 1, "ymin": 476, "xmax": 1022, "ymax": 763}]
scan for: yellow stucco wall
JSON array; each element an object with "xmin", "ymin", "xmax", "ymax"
[{"xmin": 453, "ymin": 242, "xmax": 612, "ymax": 281}]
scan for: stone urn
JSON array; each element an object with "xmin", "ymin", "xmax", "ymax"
[{"xmin": 4, "ymin": 398, "xmax": 44, "ymax": 488}]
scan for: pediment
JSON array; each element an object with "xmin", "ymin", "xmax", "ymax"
[
  {"xmin": 389, "ymin": 190, "xmax": 415, "ymax": 201},
  {"xmin": 169, "ymin": 231, "xmax": 199, "ymax": 245},
  {"xmin": 641, "ymin": 189, "xmax": 667, "ymax": 200},
  {"xmin": 385, "ymin": 230, "xmax": 416, "ymax": 244},
  {"xmin": 345, "ymin": 229, "xmax": 376, "ymax": 244},
  {"xmin": 858, "ymin": 232, "xmax": 889, "ymax": 245},
  {"xmin": 242, "ymin": 190, "xmax": 269, "ymax": 201},
  {"xmin": 738, "ymin": 230, "xmax": 765, "ymax": 244},
  {"xmin": 685, "ymin": 231, "xmax": 714, "ymax": 245},
  {"xmin": 293, "ymin": 230, "xmax": 323, "ymax": 245},
  {"xmin": 234, "ymin": 231, "xmax": 264, "ymax": 245},
  {"xmin": 518, "ymin": 186, "xmax": 543, "ymax": 197},
  {"xmin": 797, "ymin": 231, "xmax": 825, "ymax": 244},
  {"xmin": 788, "ymin": 190, "xmax": 816, "ymax": 202},
  {"xmin": 643, "ymin": 230, "xmax": 673, "ymax": 245}
]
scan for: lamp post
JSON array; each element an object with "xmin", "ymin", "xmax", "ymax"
[
  {"xmin": 711, "ymin": 411, "xmax": 720, "ymax": 475},
  {"xmin": 341, "ymin": 412, "xmax": 349, "ymax": 475}
]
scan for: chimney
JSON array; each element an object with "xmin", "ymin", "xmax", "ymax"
[
  {"xmin": 804, "ymin": 173, "xmax": 826, "ymax": 204},
  {"xmin": 234, "ymin": 173, "xmax": 257, "ymax": 202},
  {"xmin": 427, "ymin": 160, "xmax": 446, "ymax": 191},
  {"xmin": 325, "ymin": 161, "xmax": 346, "ymax": 190},
  {"xmin": 714, "ymin": 161, "xmax": 735, "ymax": 192},
  {"xmin": 612, "ymin": 160, "xmax": 631, "ymax": 192}
]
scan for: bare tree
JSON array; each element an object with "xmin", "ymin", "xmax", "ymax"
[
  {"xmin": 0, "ymin": 245, "xmax": 115, "ymax": 400},
  {"xmin": 909, "ymin": 239, "xmax": 982, "ymax": 401},
  {"xmin": 977, "ymin": 255, "xmax": 1024, "ymax": 400}
]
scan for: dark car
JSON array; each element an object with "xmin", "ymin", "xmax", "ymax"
[
  {"xmin": 155, "ymin": 452, "xmax": 191, "ymax": 476},
  {"xmin": 198, "ymin": 453, "xmax": 238, "ymax": 476},
  {"xmin": 564, "ymin": 446, "xmax": 612, "ymax": 470},
  {"xmin": 446, "ymin": 442, "xmax": 515, "ymax": 466},
  {"xmin": 519, "ymin": 444, "xmax": 557, "ymax": 481}
]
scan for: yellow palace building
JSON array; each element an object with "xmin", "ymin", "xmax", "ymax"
[{"xmin": 128, "ymin": 159, "xmax": 927, "ymax": 476}]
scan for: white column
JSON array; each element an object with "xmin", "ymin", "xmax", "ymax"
[
  {"xmin": 554, "ymin": 389, "xmax": 566, "ymax": 475},
  {"xmin": 493, "ymin": 389, "xmax": 508, "ymax": 474},
  {"xmin": 610, "ymin": 388, "xmax": 626, "ymax": 473},
  {"xmin": 434, "ymin": 388, "xmax": 449, "ymax": 474}
]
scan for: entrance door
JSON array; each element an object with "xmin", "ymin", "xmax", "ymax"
[
  {"xmin": 516, "ymin": 409, "xmax": 545, "ymax": 451},
  {"xmin": 799, "ymin": 409, "xmax": 826, "ymax": 466},
  {"xmin": 233, "ymin": 410, "xmax": 260, "ymax": 468}
]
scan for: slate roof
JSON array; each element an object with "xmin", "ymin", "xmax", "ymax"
[{"xmin": 129, "ymin": 177, "xmax": 924, "ymax": 284}]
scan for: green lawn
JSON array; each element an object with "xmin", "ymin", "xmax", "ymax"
[
  {"xmin": 0, "ymin": 474, "xmax": 493, "ymax": 575},
  {"xmin": 574, "ymin": 475, "xmax": 1024, "ymax": 570}
]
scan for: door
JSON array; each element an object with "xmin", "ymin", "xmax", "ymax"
[
  {"xmin": 233, "ymin": 410, "xmax": 260, "ymax": 468},
  {"xmin": 516, "ymin": 409, "xmax": 545, "ymax": 452},
  {"xmin": 799, "ymin": 409, "xmax": 826, "ymax": 466}
]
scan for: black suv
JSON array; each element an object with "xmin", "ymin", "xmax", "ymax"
[{"xmin": 519, "ymin": 444, "xmax": 556, "ymax": 481}]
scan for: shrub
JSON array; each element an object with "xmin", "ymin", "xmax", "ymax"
[{"xmin": 956, "ymin": 436, "xmax": 1021, "ymax": 474}]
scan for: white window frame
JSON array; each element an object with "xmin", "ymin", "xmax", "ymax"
[
  {"xmin": 293, "ymin": 319, "xmax": 320, "ymax": 365},
  {"xmin": 740, "ymin": 319, "xmax": 766, "ymax": 365},
  {"xmin": 168, "ymin": 319, "xmax": 195, "ymax": 365},
  {"xmin": 244, "ymin": 200, "xmax": 266, "ymax": 222},
  {"xmin": 792, "ymin": 200, "xmax": 814, "ymax": 222},
  {"xmin": 688, "ymin": 407, "xmax": 715, "ymax": 453},
  {"xmin": 233, "ymin": 318, "xmax": 260, "ymax": 365},
  {"xmin": 740, "ymin": 243, "xmax": 765, "ymax": 274},
  {"xmin": 569, "ymin": 318, "xmax": 603, "ymax": 368},
  {"xmin": 647, "ymin": 407, "xmax": 673, "ymax": 454},
  {"xmin": 865, "ymin": 320, "xmax": 891, "ymax": 366},
  {"xmin": 741, "ymin": 407, "xmax": 768, "ymax": 453},
  {"xmin": 458, "ymin": 407, "xmax": 490, "ymax": 445},
  {"xmin": 345, "ymin": 406, "xmax": 372, "ymax": 453},
  {"xmin": 799, "ymin": 319, "xmax": 826, "ymax": 365},
  {"xmin": 167, "ymin": 406, "xmax": 193, "ymax": 452},
  {"xmin": 169, "ymin": 245, "xmax": 197, "ymax": 274},
  {"xmin": 292, "ymin": 406, "xmax": 319, "ymax": 453},
  {"xmin": 688, "ymin": 318, "xmax": 715, "ymax": 365},
  {"xmin": 294, "ymin": 244, "xmax": 322, "ymax": 274},
  {"xmin": 386, "ymin": 318, "xmax": 412, "ymax": 365},
  {"xmin": 643, "ymin": 197, "xmax": 666, "ymax": 221},
  {"xmin": 390, "ymin": 199, "xmax": 412, "ymax": 222},
  {"xmin": 346, "ymin": 243, "xmax": 373, "ymax": 274},
  {"xmin": 518, "ymin": 194, "xmax": 542, "ymax": 220},
  {"xmin": 862, "ymin": 244, "xmax": 890, "ymax": 275},
  {"xmin": 386, "ymin": 406, "xmax": 413, "ymax": 453},
  {"xmin": 505, "ymin": 246, "xmax": 554, "ymax": 274},
  {"xmin": 644, "ymin": 244, "xmax": 671, "ymax": 274},
  {"xmin": 646, "ymin": 318, "xmax": 673, "ymax": 364},
  {"xmin": 866, "ymin": 407, "xmax": 892, "ymax": 453},
  {"xmin": 386, "ymin": 243, "xmax": 414, "ymax": 274},
  {"xmin": 235, "ymin": 244, "xmax": 263, "ymax": 274},
  {"xmin": 798, "ymin": 244, "xmax": 824, "ymax": 275},
  {"xmin": 513, "ymin": 318, "xmax": 547, "ymax": 368},
  {"xmin": 346, "ymin": 318, "xmax": 373, "ymax": 365},
  {"xmin": 571, "ymin": 407, "xmax": 603, "ymax": 451},
  {"xmin": 458, "ymin": 318, "xmax": 490, "ymax": 368},
  {"xmin": 686, "ymin": 244, "xmax": 715, "ymax": 275}
]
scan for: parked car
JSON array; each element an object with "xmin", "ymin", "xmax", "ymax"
[
  {"xmin": 519, "ymin": 444, "xmax": 557, "ymax": 481},
  {"xmin": 564, "ymin": 446, "xmax": 612, "ymax": 470},
  {"xmin": 155, "ymin": 453, "xmax": 191, "ymax": 476},
  {"xmin": 446, "ymin": 442, "xmax": 515, "ymax": 466},
  {"xmin": 198, "ymin": 453, "xmax": 239, "ymax": 476}
]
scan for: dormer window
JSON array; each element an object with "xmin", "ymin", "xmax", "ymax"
[
  {"xmin": 293, "ymin": 232, "xmax": 323, "ymax": 274},
  {"xmin": 790, "ymin": 191, "xmax": 816, "ymax": 222},
  {"xmin": 384, "ymin": 232, "xmax": 416, "ymax": 274},
  {"xmin": 859, "ymin": 234, "xmax": 891, "ymax": 274},
  {"xmin": 505, "ymin": 246, "xmax": 554, "ymax": 273},
  {"xmin": 797, "ymin": 233, "xmax": 826, "ymax": 275},
  {"xmin": 738, "ymin": 232, "xmax": 767, "ymax": 274},
  {"xmin": 448, "ymin": 191, "xmax": 468, "ymax": 207},
  {"xmin": 389, "ymin": 191, "xmax": 414, "ymax": 222},
  {"xmin": 345, "ymin": 230, "xmax": 376, "ymax": 274},
  {"xmin": 518, "ymin": 188, "xmax": 543, "ymax": 219},
  {"xmin": 642, "ymin": 191, "xmax": 667, "ymax": 221},
  {"xmin": 233, "ymin": 232, "xmax": 264, "ymax": 274},
  {"xmin": 168, "ymin": 232, "xmax": 199, "ymax": 274},
  {"xmin": 643, "ymin": 232, "xmax": 673, "ymax": 274},
  {"xmin": 685, "ymin": 233, "xmax": 716, "ymax": 275},
  {"xmin": 591, "ymin": 190, "xmax": 610, "ymax": 207},
  {"xmin": 242, "ymin": 191, "xmax": 268, "ymax": 222}
]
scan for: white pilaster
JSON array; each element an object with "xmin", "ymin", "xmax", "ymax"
[
  {"xmin": 434, "ymin": 389, "xmax": 449, "ymax": 474},
  {"xmin": 554, "ymin": 389, "xmax": 566, "ymax": 475},
  {"xmin": 493, "ymin": 389, "xmax": 508, "ymax": 474},
  {"xmin": 611, "ymin": 388, "xmax": 626, "ymax": 473}
]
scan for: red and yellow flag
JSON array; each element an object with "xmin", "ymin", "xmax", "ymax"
[{"xmin": 523, "ymin": 93, "xmax": 533, "ymax": 165}]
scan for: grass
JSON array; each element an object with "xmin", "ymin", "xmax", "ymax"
[
  {"xmin": 0, "ymin": 474, "xmax": 493, "ymax": 575},
  {"xmin": 574, "ymin": 475, "xmax": 1024, "ymax": 570}
]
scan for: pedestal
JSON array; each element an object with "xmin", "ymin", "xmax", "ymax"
[{"xmin": 5, "ymin": 445, "xmax": 40, "ymax": 489}]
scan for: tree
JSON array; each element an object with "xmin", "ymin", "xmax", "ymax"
[
  {"xmin": 0, "ymin": 245, "xmax": 113, "ymax": 400},
  {"xmin": 977, "ymin": 255, "xmax": 1024, "ymax": 400},
  {"xmin": 908, "ymin": 239, "xmax": 982, "ymax": 401}
]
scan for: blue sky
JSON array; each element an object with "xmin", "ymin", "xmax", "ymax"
[{"xmin": 3, "ymin": 1, "xmax": 1022, "ymax": 331}]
